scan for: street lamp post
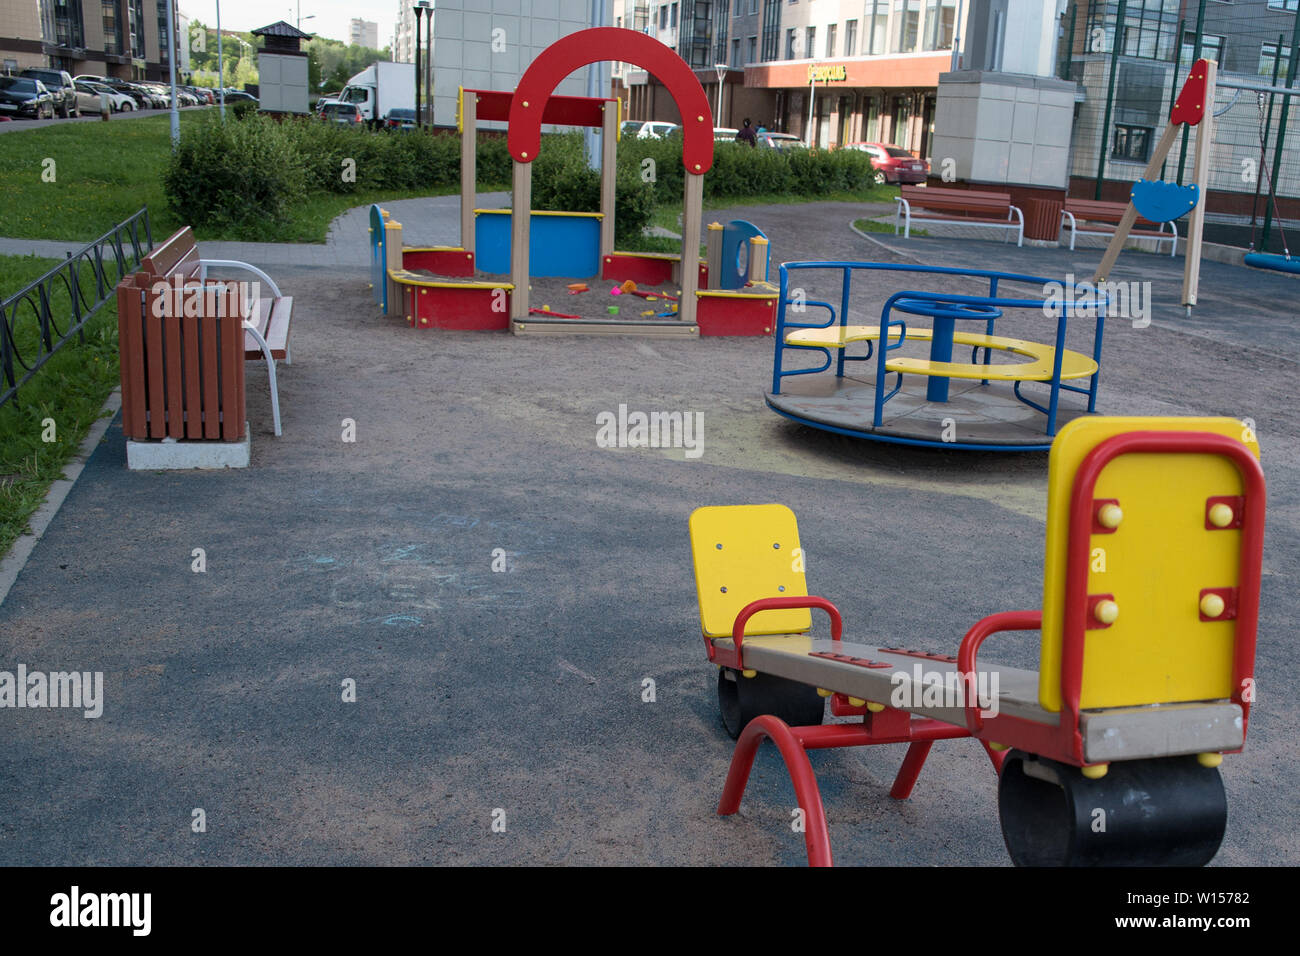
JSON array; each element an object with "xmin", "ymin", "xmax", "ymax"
[
  {"xmin": 807, "ymin": 66, "xmax": 817, "ymax": 148},
  {"xmin": 413, "ymin": 2, "xmax": 426, "ymax": 129},
  {"xmin": 714, "ymin": 62, "xmax": 726, "ymax": 128},
  {"xmin": 216, "ymin": 0, "xmax": 225, "ymax": 120}
]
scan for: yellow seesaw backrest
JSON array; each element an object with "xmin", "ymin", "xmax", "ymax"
[
  {"xmin": 689, "ymin": 504, "xmax": 812, "ymax": 638},
  {"xmin": 1039, "ymin": 416, "xmax": 1260, "ymax": 712}
]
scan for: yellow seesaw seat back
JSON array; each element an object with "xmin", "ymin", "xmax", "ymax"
[
  {"xmin": 1039, "ymin": 416, "xmax": 1260, "ymax": 712},
  {"xmin": 689, "ymin": 504, "xmax": 811, "ymax": 638}
]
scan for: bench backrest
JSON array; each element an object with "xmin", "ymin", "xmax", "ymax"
[
  {"xmin": 116, "ymin": 272, "xmax": 246, "ymax": 442},
  {"xmin": 689, "ymin": 504, "xmax": 811, "ymax": 637},
  {"xmin": 1038, "ymin": 416, "xmax": 1264, "ymax": 716},
  {"xmin": 1064, "ymin": 198, "xmax": 1159, "ymax": 229},
  {"xmin": 140, "ymin": 226, "xmax": 201, "ymax": 281},
  {"xmin": 900, "ymin": 185, "xmax": 1011, "ymax": 213}
]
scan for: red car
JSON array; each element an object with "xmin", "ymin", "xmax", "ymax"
[{"xmin": 842, "ymin": 142, "xmax": 930, "ymax": 185}]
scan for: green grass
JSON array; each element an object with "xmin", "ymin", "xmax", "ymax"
[
  {"xmin": 622, "ymin": 186, "xmax": 900, "ymax": 253},
  {"xmin": 0, "ymin": 255, "xmax": 122, "ymax": 560},
  {"xmin": 0, "ymin": 114, "xmax": 473, "ymax": 244},
  {"xmin": 853, "ymin": 216, "xmax": 926, "ymax": 237}
]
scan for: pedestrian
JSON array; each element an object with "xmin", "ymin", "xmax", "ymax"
[{"xmin": 735, "ymin": 117, "xmax": 757, "ymax": 147}]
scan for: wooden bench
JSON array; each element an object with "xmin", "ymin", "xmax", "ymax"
[
  {"xmin": 130, "ymin": 227, "xmax": 293, "ymax": 435},
  {"xmin": 1061, "ymin": 198, "xmax": 1177, "ymax": 255},
  {"xmin": 784, "ymin": 324, "xmax": 1098, "ymax": 382},
  {"xmin": 894, "ymin": 186, "xmax": 1024, "ymax": 246}
]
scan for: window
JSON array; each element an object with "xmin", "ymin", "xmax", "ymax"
[
  {"xmin": 867, "ymin": 1, "xmax": 888, "ymax": 54},
  {"xmin": 1180, "ymin": 32, "xmax": 1224, "ymax": 69},
  {"xmin": 923, "ymin": 0, "xmax": 957, "ymax": 51},
  {"xmin": 1113, "ymin": 124, "xmax": 1153, "ymax": 162},
  {"xmin": 732, "ymin": 37, "xmax": 741, "ymax": 65},
  {"xmin": 749, "ymin": 35, "xmax": 757, "ymax": 62},
  {"xmin": 101, "ymin": 0, "xmax": 122, "ymax": 56},
  {"xmin": 761, "ymin": 0, "xmax": 781, "ymax": 60},
  {"xmin": 806, "ymin": 26, "xmax": 816, "ymax": 58},
  {"xmin": 750, "ymin": 0, "xmax": 758, "ymax": 13},
  {"xmin": 786, "ymin": 27, "xmax": 796, "ymax": 59},
  {"xmin": 670, "ymin": 2, "xmax": 678, "ymax": 29},
  {"xmin": 1261, "ymin": 42, "xmax": 1292, "ymax": 78},
  {"xmin": 893, "ymin": 0, "xmax": 919, "ymax": 54},
  {"xmin": 845, "ymin": 19, "xmax": 858, "ymax": 56},
  {"xmin": 827, "ymin": 24, "xmax": 837, "ymax": 57},
  {"xmin": 660, "ymin": 5, "xmax": 668, "ymax": 29},
  {"xmin": 1268, "ymin": 1, "xmax": 1298, "ymax": 12}
]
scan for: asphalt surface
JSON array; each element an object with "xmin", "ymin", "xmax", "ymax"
[{"xmin": 0, "ymin": 201, "xmax": 1296, "ymax": 865}]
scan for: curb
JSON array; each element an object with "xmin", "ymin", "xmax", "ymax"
[{"xmin": 0, "ymin": 389, "xmax": 121, "ymax": 608}]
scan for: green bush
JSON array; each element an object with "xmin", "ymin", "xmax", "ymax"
[
  {"xmin": 164, "ymin": 114, "xmax": 881, "ymax": 242},
  {"xmin": 163, "ymin": 115, "xmax": 308, "ymax": 229}
]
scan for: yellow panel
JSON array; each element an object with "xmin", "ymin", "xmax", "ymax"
[
  {"xmin": 1039, "ymin": 417, "xmax": 1260, "ymax": 711},
  {"xmin": 689, "ymin": 505, "xmax": 811, "ymax": 638}
]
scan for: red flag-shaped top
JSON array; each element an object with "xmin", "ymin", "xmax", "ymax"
[{"xmin": 1171, "ymin": 59, "xmax": 1209, "ymax": 126}]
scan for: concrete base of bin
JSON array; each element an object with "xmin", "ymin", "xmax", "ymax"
[{"xmin": 126, "ymin": 424, "xmax": 250, "ymax": 470}]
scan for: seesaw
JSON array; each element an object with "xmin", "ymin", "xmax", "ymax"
[{"xmin": 689, "ymin": 416, "xmax": 1265, "ymax": 866}]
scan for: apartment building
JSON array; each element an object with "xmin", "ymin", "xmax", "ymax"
[
  {"xmin": 621, "ymin": 0, "xmax": 973, "ymax": 157},
  {"xmin": 350, "ymin": 18, "xmax": 380, "ymax": 50},
  {"xmin": 2, "ymin": 0, "xmax": 184, "ymax": 81}
]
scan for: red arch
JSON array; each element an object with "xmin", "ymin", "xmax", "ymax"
[{"xmin": 508, "ymin": 27, "xmax": 715, "ymax": 175}]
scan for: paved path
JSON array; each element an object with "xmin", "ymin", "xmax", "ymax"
[
  {"xmin": 0, "ymin": 192, "xmax": 510, "ymax": 268},
  {"xmin": 0, "ymin": 200, "xmax": 1296, "ymax": 866}
]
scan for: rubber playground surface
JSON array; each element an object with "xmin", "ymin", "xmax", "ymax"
[{"xmin": 1, "ymin": 200, "xmax": 1297, "ymax": 865}]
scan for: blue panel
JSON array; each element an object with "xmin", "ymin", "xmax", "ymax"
[
  {"xmin": 719, "ymin": 220, "xmax": 769, "ymax": 290},
  {"xmin": 369, "ymin": 204, "xmax": 387, "ymax": 313},
  {"xmin": 474, "ymin": 211, "xmax": 602, "ymax": 278},
  {"xmin": 1130, "ymin": 179, "xmax": 1198, "ymax": 223}
]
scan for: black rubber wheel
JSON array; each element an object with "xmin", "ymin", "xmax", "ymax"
[
  {"xmin": 717, "ymin": 667, "xmax": 825, "ymax": 740},
  {"xmin": 998, "ymin": 750, "xmax": 1227, "ymax": 866}
]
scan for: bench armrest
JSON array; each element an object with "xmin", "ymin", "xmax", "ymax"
[
  {"xmin": 731, "ymin": 596, "xmax": 843, "ymax": 669},
  {"xmin": 200, "ymin": 259, "xmax": 283, "ymax": 298},
  {"xmin": 957, "ymin": 610, "xmax": 1041, "ymax": 733},
  {"xmin": 1008, "ymin": 204, "xmax": 1025, "ymax": 226}
]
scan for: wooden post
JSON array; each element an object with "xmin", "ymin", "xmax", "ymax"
[
  {"xmin": 385, "ymin": 220, "xmax": 404, "ymax": 322},
  {"xmin": 1092, "ymin": 121, "xmax": 1181, "ymax": 284},
  {"xmin": 1182, "ymin": 59, "xmax": 1216, "ymax": 309},
  {"xmin": 705, "ymin": 222, "xmax": 724, "ymax": 290},
  {"xmin": 600, "ymin": 102, "xmax": 618, "ymax": 258},
  {"xmin": 749, "ymin": 236, "xmax": 770, "ymax": 283},
  {"xmin": 461, "ymin": 90, "xmax": 477, "ymax": 254},
  {"xmin": 510, "ymin": 160, "xmax": 532, "ymax": 322},
  {"xmin": 678, "ymin": 173, "xmax": 704, "ymax": 324}
]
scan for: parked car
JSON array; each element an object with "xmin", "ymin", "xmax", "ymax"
[
  {"xmin": 0, "ymin": 77, "xmax": 55, "ymax": 119},
  {"xmin": 78, "ymin": 81, "xmax": 134, "ymax": 112},
  {"xmin": 19, "ymin": 68, "xmax": 78, "ymax": 117},
  {"xmin": 223, "ymin": 90, "xmax": 258, "ymax": 105},
  {"xmin": 757, "ymin": 131, "xmax": 804, "ymax": 150},
  {"xmin": 841, "ymin": 141, "xmax": 929, "ymax": 185},
  {"xmin": 315, "ymin": 97, "xmax": 340, "ymax": 116},
  {"xmin": 713, "ymin": 127, "xmax": 739, "ymax": 141},
  {"xmin": 383, "ymin": 107, "xmax": 417, "ymax": 130},
  {"xmin": 70, "ymin": 82, "xmax": 105, "ymax": 115},
  {"xmin": 620, "ymin": 119, "xmax": 646, "ymax": 137},
  {"xmin": 637, "ymin": 121, "xmax": 680, "ymax": 139},
  {"xmin": 321, "ymin": 101, "xmax": 363, "ymax": 126}
]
